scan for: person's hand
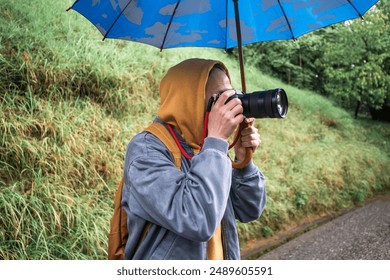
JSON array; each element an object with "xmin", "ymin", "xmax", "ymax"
[
  {"xmin": 207, "ymin": 90, "xmax": 244, "ymax": 141},
  {"xmin": 234, "ymin": 118, "xmax": 261, "ymax": 161}
]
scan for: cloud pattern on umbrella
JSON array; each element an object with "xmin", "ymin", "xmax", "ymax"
[{"xmin": 70, "ymin": 0, "xmax": 379, "ymax": 49}]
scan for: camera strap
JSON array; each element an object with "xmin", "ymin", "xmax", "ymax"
[
  {"xmin": 166, "ymin": 113, "xmax": 242, "ymax": 164},
  {"xmin": 165, "ymin": 111, "xmax": 210, "ymax": 160}
]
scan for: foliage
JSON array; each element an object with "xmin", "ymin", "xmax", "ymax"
[
  {"xmin": 244, "ymin": 31, "xmax": 328, "ymax": 92},
  {"xmin": 320, "ymin": 3, "xmax": 390, "ymax": 110},
  {"xmin": 242, "ymin": 2, "xmax": 390, "ymax": 115}
]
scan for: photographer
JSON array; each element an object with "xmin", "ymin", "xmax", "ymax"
[{"xmin": 122, "ymin": 58, "xmax": 266, "ymax": 260}]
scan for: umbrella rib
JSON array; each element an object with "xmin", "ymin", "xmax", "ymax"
[
  {"xmin": 160, "ymin": 0, "xmax": 182, "ymax": 50},
  {"xmin": 103, "ymin": 0, "xmax": 135, "ymax": 41},
  {"xmin": 225, "ymin": 0, "xmax": 228, "ymax": 50},
  {"xmin": 66, "ymin": 0, "xmax": 80, "ymax": 11},
  {"xmin": 346, "ymin": 0, "xmax": 364, "ymax": 20},
  {"xmin": 277, "ymin": 0, "xmax": 295, "ymax": 40}
]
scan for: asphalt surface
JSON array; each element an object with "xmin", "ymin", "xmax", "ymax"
[{"xmin": 258, "ymin": 196, "xmax": 390, "ymax": 260}]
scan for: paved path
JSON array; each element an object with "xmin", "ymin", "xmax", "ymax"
[{"xmin": 258, "ymin": 196, "xmax": 390, "ymax": 260}]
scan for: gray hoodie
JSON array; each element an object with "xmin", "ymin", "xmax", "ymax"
[{"xmin": 122, "ymin": 120, "xmax": 266, "ymax": 259}]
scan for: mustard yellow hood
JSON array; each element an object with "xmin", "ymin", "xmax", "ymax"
[{"xmin": 157, "ymin": 58, "xmax": 229, "ymax": 152}]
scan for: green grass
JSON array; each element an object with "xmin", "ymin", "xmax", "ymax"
[{"xmin": 1, "ymin": 0, "xmax": 389, "ymax": 259}]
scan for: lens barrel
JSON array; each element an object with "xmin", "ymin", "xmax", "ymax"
[{"xmin": 236, "ymin": 88, "xmax": 288, "ymax": 118}]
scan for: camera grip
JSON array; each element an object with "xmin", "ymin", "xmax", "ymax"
[{"xmin": 231, "ymin": 121, "xmax": 253, "ymax": 169}]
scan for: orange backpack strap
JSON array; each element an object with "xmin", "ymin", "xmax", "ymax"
[
  {"xmin": 108, "ymin": 177, "xmax": 127, "ymax": 260},
  {"xmin": 108, "ymin": 122, "xmax": 181, "ymax": 260},
  {"xmin": 145, "ymin": 122, "xmax": 182, "ymax": 170}
]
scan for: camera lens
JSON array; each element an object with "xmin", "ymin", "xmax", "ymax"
[
  {"xmin": 275, "ymin": 89, "xmax": 288, "ymax": 117},
  {"xmin": 277, "ymin": 92, "xmax": 283, "ymax": 115},
  {"xmin": 237, "ymin": 88, "xmax": 288, "ymax": 118}
]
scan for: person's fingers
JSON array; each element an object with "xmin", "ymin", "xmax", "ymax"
[
  {"xmin": 241, "ymin": 125, "xmax": 258, "ymax": 136},
  {"xmin": 213, "ymin": 90, "xmax": 236, "ymax": 105},
  {"xmin": 240, "ymin": 126, "xmax": 261, "ymax": 150},
  {"xmin": 244, "ymin": 117, "xmax": 255, "ymax": 124},
  {"xmin": 214, "ymin": 90, "xmax": 243, "ymax": 112}
]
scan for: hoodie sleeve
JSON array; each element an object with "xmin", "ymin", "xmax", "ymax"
[
  {"xmin": 122, "ymin": 133, "xmax": 232, "ymax": 242},
  {"xmin": 230, "ymin": 161, "xmax": 266, "ymax": 223}
]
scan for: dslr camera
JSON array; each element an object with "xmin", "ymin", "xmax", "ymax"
[{"xmin": 208, "ymin": 88, "xmax": 288, "ymax": 119}]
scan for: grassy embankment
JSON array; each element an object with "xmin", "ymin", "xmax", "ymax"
[{"xmin": 1, "ymin": 0, "xmax": 389, "ymax": 259}]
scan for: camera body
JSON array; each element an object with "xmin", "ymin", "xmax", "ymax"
[{"xmin": 209, "ymin": 88, "xmax": 288, "ymax": 119}]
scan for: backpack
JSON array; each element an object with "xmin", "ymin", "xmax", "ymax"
[{"xmin": 107, "ymin": 122, "xmax": 181, "ymax": 260}]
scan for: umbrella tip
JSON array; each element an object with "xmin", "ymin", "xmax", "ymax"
[{"xmin": 66, "ymin": 6, "xmax": 72, "ymax": 12}]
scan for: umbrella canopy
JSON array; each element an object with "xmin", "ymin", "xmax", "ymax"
[{"xmin": 68, "ymin": 0, "xmax": 379, "ymax": 49}]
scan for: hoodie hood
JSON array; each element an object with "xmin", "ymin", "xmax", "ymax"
[{"xmin": 157, "ymin": 58, "xmax": 230, "ymax": 152}]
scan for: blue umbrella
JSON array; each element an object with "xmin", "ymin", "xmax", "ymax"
[
  {"xmin": 67, "ymin": 0, "xmax": 379, "ymax": 91},
  {"xmin": 67, "ymin": 0, "xmax": 379, "ymax": 168}
]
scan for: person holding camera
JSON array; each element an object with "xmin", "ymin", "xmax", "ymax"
[{"xmin": 121, "ymin": 58, "xmax": 266, "ymax": 259}]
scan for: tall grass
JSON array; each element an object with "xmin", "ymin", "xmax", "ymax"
[{"xmin": 1, "ymin": 0, "xmax": 389, "ymax": 259}]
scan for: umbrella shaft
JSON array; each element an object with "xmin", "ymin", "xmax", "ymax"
[{"xmin": 233, "ymin": 0, "xmax": 246, "ymax": 93}]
